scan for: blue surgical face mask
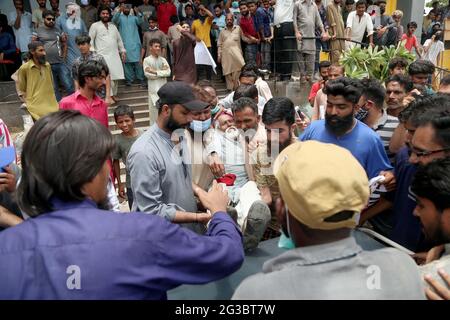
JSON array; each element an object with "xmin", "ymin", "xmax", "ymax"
[{"xmin": 190, "ymin": 118, "xmax": 212, "ymax": 132}]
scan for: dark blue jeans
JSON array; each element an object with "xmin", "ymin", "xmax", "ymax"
[{"xmin": 51, "ymin": 63, "xmax": 74, "ymax": 101}]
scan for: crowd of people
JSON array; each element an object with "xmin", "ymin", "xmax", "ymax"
[{"xmin": 0, "ymin": 0, "xmax": 450, "ymax": 301}]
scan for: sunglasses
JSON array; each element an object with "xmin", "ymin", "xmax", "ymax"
[
  {"xmin": 46, "ymin": 17, "xmax": 55, "ymax": 21},
  {"xmin": 410, "ymin": 145, "xmax": 450, "ymax": 157}
]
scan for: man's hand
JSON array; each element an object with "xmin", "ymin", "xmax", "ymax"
[
  {"xmin": 105, "ymin": 96, "xmax": 114, "ymax": 105},
  {"xmin": 145, "ymin": 66, "xmax": 156, "ymax": 73},
  {"xmin": 424, "ymin": 269, "xmax": 450, "ymax": 300},
  {"xmin": 379, "ymin": 170, "xmax": 396, "ymax": 191},
  {"xmin": 377, "ymin": 27, "xmax": 387, "ymax": 36},
  {"xmin": 208, "ymin": 152, "xmax": 225, "ymax": 177},
  {"xmin": 295, "ymin": 112, "xmax": 310, "ymax": 130},
  {"xmin": 118, "ymin": 183, "xmax": 126, "ymax": 199},
  {"xmin": 197, "ymin": 180, "xmax": 229, "ymax": 214},
  {"xmin": 321, "ymin": 31, "xmax": 330, "ymax": 41},
  {"xmin": 121, "ymin": 52, "xmax": 126, "ymax": 63},
  {"xmin": 196, "ymin": 212, "xmax": 212, "ymax": 224},
  {"xmin": 0, "ymin": 166, "xmax": 16, "ymax": 193},
  {"xmin": 295, "ymin": 31, "xmax": 302, "ymax": 41}
]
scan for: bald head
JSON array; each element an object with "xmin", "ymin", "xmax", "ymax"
[{"xmin": 226, "ymin": 13, "xmax": 234, "ymax": 27}]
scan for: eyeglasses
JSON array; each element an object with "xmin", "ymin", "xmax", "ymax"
[
  {"xmin": 409, "ymin": 145, "xmax": 450, "ymax": 157},
  {"xmin": 46, "ymin": 17, "xmax": 55, "ymax": 21}
]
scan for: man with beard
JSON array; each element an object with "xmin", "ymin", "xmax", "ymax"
[
  {"xmin": 371, "ymin": 0, "xmax": 399, "ymax": 47},
  {"xmin": 412, "ymin": 158, "xmax": 450, "ymax": 300},
  {"xmin": 127, "ymin": 82, "xmax": 213, "ymax": 233},
  {"xmin": 17, "ymin": 41, "xmax": 58, "ymax": 120},
  {"xmin": 385, "ymin": 74, "xmax": 414, "ymax": 118},
  {"xmin": 89, "ymin": 6, "xmax": 126, "ymax": 103},
  {"xmin": 172, "ymin": 21, "xmax": 197, "ymax": 84},
  {"xmin": 218, "ymin": 13, "xmax": 247, "ymax": 91},
  {"xmin": 60, "ymin": 60, "xmax": 110, "ymax": 128},
  {"xmin": 300, "ymin": 77, "xmax": 392, "ymax": 182},
  {"xmin": 32, "ymin": 0, "xmax": 48, "ymax": 29},
  {"xmin": 112, "ymin": 3, "xmax": 146, "ymax": 87},
  {"xmin": 34, "ymin": 10, "xmax": 75, "ymax": 101},
  {"xmin": 308, "ymin": 60, "xmax": 331, "ymax": 106},
  {"xmin": 56, "ymin": 2, "xmax": 88, "ymax": 68},
  {"xmin": 253, "ymin": 97, "xmax": 297, "ymax": 238}
]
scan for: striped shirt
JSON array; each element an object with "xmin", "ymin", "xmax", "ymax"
[
  {"xmin": 368, "ymin": 110, "xmax": 399, "ymax": 206},
  {"xmin": 0, "ymin": 119, "xmax": 13, "ymax": 148}
]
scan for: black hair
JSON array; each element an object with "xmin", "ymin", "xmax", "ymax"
[
  {"xmin": 246, "ymin": 0, "xmax": 257, "ymax": 5},
  {"xmin": 407, "ymin": 21, "xmax": 418, "ymax": 29},
  {"xmin": 233, "ymin": 84, "xmax": 258, "ymax": 101},
  {"xmin": 232, "ymin": 97, "xmax": 258, "ymax": 115},
  {"xmin": 239, "ymin": 1, "xmax": 248, "ymax": 7},
  {"xmin": 185, "ymin": 3, "xmax": 193, "ymax": 9},
  {"xmin": 28, "ymin": 40, "xmax": 44, "ymax": 52},
  {"xmin": 170, "ymin": 15, "xmax": 179, "ymax": 24},
  {"xmin": 319, "ymin": 60, "xmax": 332, "ymax": 69},
  {"xmin": 42, "ymin": 9, "xmax": 56, "ymax": 19},
  {"xmin": 17, "ymin": 110, "xmax": 115, "ymax": 217},
  {"xmin": 388, "ymin": 57, "xmax": 408, "ymax": 71},
  {"xmin": 385, "ymin": 74, "xmax": 414, "ymax": 92},
  {"xmin": 398, "ymin": 94, "xmax": 435, "ymax": 125},
  {"xmin": 75, "ymin": 34, "xmax": 91, "ymax": 45},
  {"xmin": 412, "ymin": 158, "xmax": 450, "ymax": 212},
  {"xmin": 213, "ymin": 4, "xmax": 222, "ymax": 10},
  {"xmin": 262, "ymin": 97, "xmax": 295, "ymax": 126},
  {"xmin": 148, "ymin": 15, "xmax": 158, "ymax": 22},
  {"xmin": 114, "ymin": 104, "xmax": 135, "ymax": 122},
  {"xmin": 239, "ymin": 70, "xmax": 258, "ymax": 82},
  {"xmin": 356, "ymin": 0, "xmax": 367, "ymax": 8},
  {"xmin": 149, "ymin": 38, "xmax": 162, "ymax": 47},
  {"xmin": 242, "ymin": 62, "xmax": 261, "ymax": 77},
  {"xmin": 408, "ymin": 60, "xmax": 435, "ymax": 76},
  {"xmin": 78, "ymin": 60, "xmax": 109, "ymax": 88},
  {"xmin": 415, "ymin": 95, "xmax": 450, "ymax": 148},
  {"xmin": 441, "ymin": 74, "xmax": 450, "ymax": 87},
  {"xmin": 360, "ymin": 78, "xmax": 386, "ymax": 109},
  {"xmin": 346, "ymin": 0, "xmax": 355, "ymax": 4},
  {"xmin": 323, "ymin": 77, "xmax": 362, "ymax": 104},
  {"xmin": 97, "ymin": 5, "xmax": 111, "ymax": 19}
]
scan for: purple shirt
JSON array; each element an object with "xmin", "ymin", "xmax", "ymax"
[{"xmin": 0, "ymin": 199, "xmax": 244, "ymax": 299}]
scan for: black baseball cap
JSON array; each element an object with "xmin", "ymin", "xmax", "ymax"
[{"xmin": 157, "ymin": 82, "xmax": 209, "ymax": 111}]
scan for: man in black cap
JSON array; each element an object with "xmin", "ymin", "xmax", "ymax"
[{"xmin": 127, "ymin": 82, "xmax": 214, "ymax": 233}]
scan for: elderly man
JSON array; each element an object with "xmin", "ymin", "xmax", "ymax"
[
  {"xmin": 232, "ymin": 141, "xmax": 425, "ymax": 299},
  {"xmin": 218, "ymin": 14, "xmax": 247, "ymax": 91}
]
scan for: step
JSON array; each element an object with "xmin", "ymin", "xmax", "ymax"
[
  {"xmin": 111, "ymin": 125, "xmax": 149, "ymax": 136},
  {"xmin": 116, "ymin": 88, "xmax": 148, "ymax": 99},
  {"xmin": 108, "ymin": 101, "xmax": 149, "ymax": 112}
]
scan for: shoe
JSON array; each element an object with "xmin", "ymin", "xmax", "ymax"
[
  {"xmin": 140, "ymin": 82, "xmax": 148, "ymax": 89},
  {"xmin": 125, "ymin": 82, "xmax": 132, "ymax": 87},
  {"xmin": 226, "ymin": 206, "xmax": 238, "ymax": 224},
  {"xmin": 243, "ymin": 200, "xmax": 271, "ymax": 252}
]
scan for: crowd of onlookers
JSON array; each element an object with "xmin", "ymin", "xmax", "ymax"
[{"xmin": 0, "ymin": 0, "xmax": 450, "ymax": 301}]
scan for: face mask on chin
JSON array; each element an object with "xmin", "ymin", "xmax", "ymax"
[
  {"xmin": 278, "ymin": 204, "xmax": 295, "ymax": 249},
  {"xmin": 189, "ymin": 118, "xmax": 211, "ymax": 132}
]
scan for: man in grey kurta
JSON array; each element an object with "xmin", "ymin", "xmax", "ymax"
[
  {"xmin": 232, "ymin": 141, "xmax": 425, "ymax": 300},
  {"xmin": 127, "ymin": 82, "xmax": 211, "ymax": 234},
  {"xmin": 293, "ymin": 0, "xmax": 327, "ymax": 82}
]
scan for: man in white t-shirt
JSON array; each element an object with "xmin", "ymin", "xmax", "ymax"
[
  {"xmin": 8, "ymin": 0, "xmax": 33, "ymax": 61},
  {"xmin": 345, "ymin": 0, "xmax": 373, "ymax": 48},
  {"xmin": 423, "ymin": 30, "xmax": 444, "ymax": 66}
]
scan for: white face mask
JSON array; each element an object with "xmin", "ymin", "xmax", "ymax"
[{"xmin": 81, "ymin": 0, "xmax": 89, "ymax": 5}]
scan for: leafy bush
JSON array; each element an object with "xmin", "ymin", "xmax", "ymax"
[{"xmin": 339, "ymin": 42, "xmax": 415, "ymax": 82}]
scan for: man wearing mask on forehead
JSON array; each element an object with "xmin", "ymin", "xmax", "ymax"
[
  {"xmin": 423, "ymin": 29, "xmax": 445, "ymax": 68},
  {"xmin": 56, "ymin": 3, "xmax": 87, "ymax": 68},
  {"xmin": 79, "ymin": 0, "xmax": 97, "ymax": 30}
]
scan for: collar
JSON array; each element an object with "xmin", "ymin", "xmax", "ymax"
[
  {"xmin": 373, "ymin": 109, "xmax": 388, "ymax": 130},
  {"xmin": 74, "ymin": 90, "xmax": 101, "ymax": 103},
  {"xmin": 262, "ymin": 235, "xmax": 362, "ymax": 272},
  {"xmin": 154, "ymin": 123, "xmax": 173, "ymax": 144},
  {"xmin": 51, "ymin": 198, "xmax": 98, "ymax": 211}
]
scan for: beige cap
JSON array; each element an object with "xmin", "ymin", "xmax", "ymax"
[{"xmin": 274, "ymin": 141, "xmax": 369, "ymax": 230}]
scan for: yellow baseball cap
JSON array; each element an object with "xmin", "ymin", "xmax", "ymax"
[{"xmin": 274, "ymin": 141, "xmax": 369, "ymax": 230}]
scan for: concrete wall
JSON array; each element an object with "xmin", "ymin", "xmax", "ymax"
[
  {"xmin": 0, "ymin": 0, "xmax": 76, "ymax": 18},
  {"xmin": 397, "ymin": 0, "xmax": 426, "ymax": 42}
]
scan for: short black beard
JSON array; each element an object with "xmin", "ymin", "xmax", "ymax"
[
  {"xmin": 325, "ymin": 113, "xmax": 355, "ymax": 136},
  {"xmin": 37, "ymin": 55, "xmax": 46, "ymax": 65},
  {"xmin": 166, "ymin": 112, "xmax": 185, "ymax": 132},
  {"xmin": 267, "ymin": 137, "xmax": 292, "ymax": 157}
]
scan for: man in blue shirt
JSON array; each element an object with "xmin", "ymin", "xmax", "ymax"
[
  {"xmin": 0, "ymin": 110, "xmax": 244, "ymax": 299},
  {"xmin": 300, "ymin": 77, "xmax": 393, "ymax": 181}
]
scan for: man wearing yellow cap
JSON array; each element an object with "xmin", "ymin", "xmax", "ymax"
[{"xmin": 232, "ymin": 141, "xmax": 425, "ymax": 299}]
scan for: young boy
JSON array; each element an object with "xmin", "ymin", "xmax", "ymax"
[
  {"xmin": 143, "ymin": 38, "xmax": 171, "ymax": 125},
  {"xmin": 112, "ymin": 105, "xmax": 143, "ymax": 210},
  {"xmin": 401, "ymin": 21, "xmax": 421, "ymax": 57}
]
